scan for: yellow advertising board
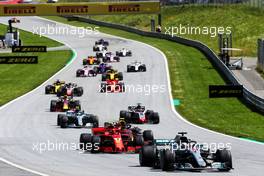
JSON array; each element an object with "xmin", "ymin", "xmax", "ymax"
[{"xmin": 0, "ymin": 1, "xmax": 160, "ymax": 16}]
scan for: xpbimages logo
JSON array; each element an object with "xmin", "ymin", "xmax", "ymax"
[
  {"xmin": 164, "ymin": 24, "xmax": 232, "ymax": 38},
  {"xmin": 32, "ymin": 24, "xmax": 100, "ymax": 38}
]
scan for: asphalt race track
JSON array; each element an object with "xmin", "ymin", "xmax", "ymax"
[{"xmin": 0, "ymin": 17, "xmax": 263, "ymax": 176}]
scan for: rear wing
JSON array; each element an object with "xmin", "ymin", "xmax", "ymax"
[{"xmin": 154, "ymin": 139, "xmax": 175, "ymax": 146}]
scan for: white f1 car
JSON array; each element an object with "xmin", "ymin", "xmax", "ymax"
[
  {"xmin": 127, "ymin": 61, "xmax": 146, "ymax": 72},
  {"xmin": 103, "ymin": 52, "xmax": 120, "ymax": 62},
  {"xmin": 93, "ymin": 44, "xmax": 107, "ymax": 52},
  {"xmin": 116, "ymin": 48, "xmax": 132, "ymax": 57},
  {"xmin": 76, "ymin": 66, "xmax": 97, "ymax": 77}
]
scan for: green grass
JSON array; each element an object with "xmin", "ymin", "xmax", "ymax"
[
  {"xmin": 0, "ymin": 24, "xmax": 72, "ymax": 105},
  {"xmin": 89, "ymin": 5, "xmax": 264, "ymax": 57},
  {"xmin": 45, "ymin": 16, "xmax": 264, "ymax": 141},
  {"xmin": 0, "ymin": 24, "xmax": 62, "ymax": 47},
  {"xmin": 0, "ymin": 50, "xmax": 72, "ymax": 105}
]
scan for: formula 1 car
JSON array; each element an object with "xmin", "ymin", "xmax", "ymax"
[
  {"xmin": 56, "ymin": 83, "xmax": 83, "ymax": 97},
  {"xmin": 139, "ymin": 132, "xmax": 233, "ymax": 172},
  {"xmin": 93, "ymin": 44, "xmax": 107, "ymax": 52},
  {"xmin": 96, "ymin": 50, "xmax": 107, "ymax": 58},
  {"xmin": 76, "ymin": 66, "xmax": 97, "ymax": 77},
  {"xmin": 127, "ymin": 61, "xmax": 146, "ymax": 72},
  {"xmin": 57, "ymin": 110, "xmax": 99, "ymax": 128},
  {"xmin": 82, "ymin": 56, "xmax": 101, "ymax": 65},
  {"xmin": 95, "ymin": 39, "xmax": 109, "ymax": 46},
  {"xmin": 93, "ymin": 63, "xmax": 113, "ymax": 74},
  {"xmin": 45, "ymin": 80, "xmax": 65, "ymax": 94},
  {"xmin": 79, "ymin": 121, "xmax": 154, "ymax": 153},
  {"xmin": 116, "ymin": 48, "xmax": 132, "ymax": 57},
  {"xmin": 103, "ymin": 52, "xmax": 120, "ymax": 63},
  {"xmin": 50, "ymin": 96, "xmax": 81, "ymax": 112},
  {"xmin": 102, "ymin": 69, "xmax": 123, "ymax": 81},
  {"xmin": 100, "ymin": 80, "xmax": 125, "ymax": 93},
  {"xmin": 119, "ymin": 103, "xmax": 159, "ymax": 124}
]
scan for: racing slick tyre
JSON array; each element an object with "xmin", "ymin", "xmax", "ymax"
[
  {"xmin": 118, "ymin": 72, "xmax": 123, "ymax": 80},
  {"xmin": 145, "ymin": 110, "xmax": 154, "ymax": 118},
  {"xmin": 45, "ymin": 85, "xmax": 53, "ymax": 94},
  {"xmin": 135, "ymin": 135, "xmax": 144, "ymax": 146},
  {"xmin": 83, "ymin": 59, "xmax": 88, "ymax": 65},
  {"xmin": 60, "ymin": 116, "xmax": 68, "ymax": 128},
  {"xmin": 139, "ymin": 145, "xmax": 156, "ymax": 167},
  {"xmin": 91, "ymin": 136, "xmax": 101, "ymax": 153},
  {"xmin": 123, "ymin": 112, "xmax": 132, "ymax": 123},
  {"xmin": 50, "ymin": 100, "xmax": 57, "ymax": 112},
  {"xmin": 102, "ymin": 74, "xmax": 107, "ymax": 81},
  {"xmin": 139, "ymin": 66, "xmax": 146, "ymax": 72},
  {"xmin": 79, "ymin": 133, "xmax": 92, "ymax": 150},
  {"xmin": 150, "ymin": 112, "xmax": 160, "ymax": 124},
  {"xmin": 160, "ymin": 149, "xmax": 175, "ymax": 171},
  {"xmin": 91, "ymin": 115, "xmax": 99, "ymax": 128},
  {"xmin": 100, "ymin": 83, "xmax": 106, "ymax": 93},
  {"xmin": 74, "ymin": 87, "xmax": 83, "ymax": 96},
  {"xmin": 127, "ymin": 66, "xmax": 131, "ymax": 72},
  {"xmin": 119, "ymin": 110, "xmax": 127, "ymax": 120},
  {"xmin": 215, "ymin": 149, "xmax": 232, "ymax": 171},
  {"xmin": 76, "ymin": 69, "xmax": 82, "ymax": 77},
  {"xmin": 143, "ymin": 130, "xmax": 154, "ymax": 142},
  {"xmin": 57, "ymin": 114, "xmax": 65, "ymax": 126},
  {"xmin": 115, "ymin": 57, "xmax": 120, "ymax": 62}
]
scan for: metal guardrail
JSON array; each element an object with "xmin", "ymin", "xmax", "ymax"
[{"xmin": 68, "ymin": 16, "xmax": 264, "ymax": 113}]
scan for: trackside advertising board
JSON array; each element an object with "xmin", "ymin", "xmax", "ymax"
[
  {"xmin": 209, "ymin": 85, "xmax": 243, "ymax": 98},
  {"xmin": 0, "ymin": 1, "xmax": 160, "ymax": 16}
]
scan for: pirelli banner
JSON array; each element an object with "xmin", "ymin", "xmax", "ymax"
[{"xmin": 0, "ymin": 1, "xmax": 160, "ymax": 16}]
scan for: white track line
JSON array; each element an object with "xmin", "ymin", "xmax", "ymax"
[{"xmin": 0, "ymin": 157, "xmax": 49, "ymax": 176}]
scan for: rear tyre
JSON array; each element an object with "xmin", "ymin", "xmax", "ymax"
[
  {"xmin": 50, "ymin": 100, "xmax": 57, "ymax": 112},
  {"xmin": 150, "ymin": 112, "xmax": 160, "ymax": 124},
  {"xmin": 82, "ymin": 59, "xmax": 87, "ymax": 65},
  {"xmin": 139, "ymin": 145, "xmax": 156, "ymax": 167},
  {"xmin": 143, "ymin": 130, "xmax": 154, "ymax": 141},
  {"xmin": 45, "ymin": 85, "xmax": 52, "ymax": 94},
  {"xmin": 91, "ymin": 115, "xmax": 99, "ymax": 128},
  {"xmin": 118, "ymin": 72, "xmax": 123, "ymax": 80},
  {"xmin": 75, "ymin": 87, "xmax": 83, "ymax": 96},
  {"xmin": 57, "ymin": 114, "xmax": 64, "ymax": 126},
  {"xmin": 135, "ymin": 135, "xmax": 144, "ymax": 146}
]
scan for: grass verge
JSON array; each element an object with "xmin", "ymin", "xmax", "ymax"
[
  {"xmin": 0, "ymin": 51, "xmax": 73, "ymax": 106},
  {"xmin": 44, "ymin": 16, "xmax": 264, "ymax": 141}
]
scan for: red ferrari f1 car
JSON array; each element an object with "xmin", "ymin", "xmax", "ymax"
[{"xmin": 79, "ymin": 121, "xmax": 154, "ymax": 153}]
